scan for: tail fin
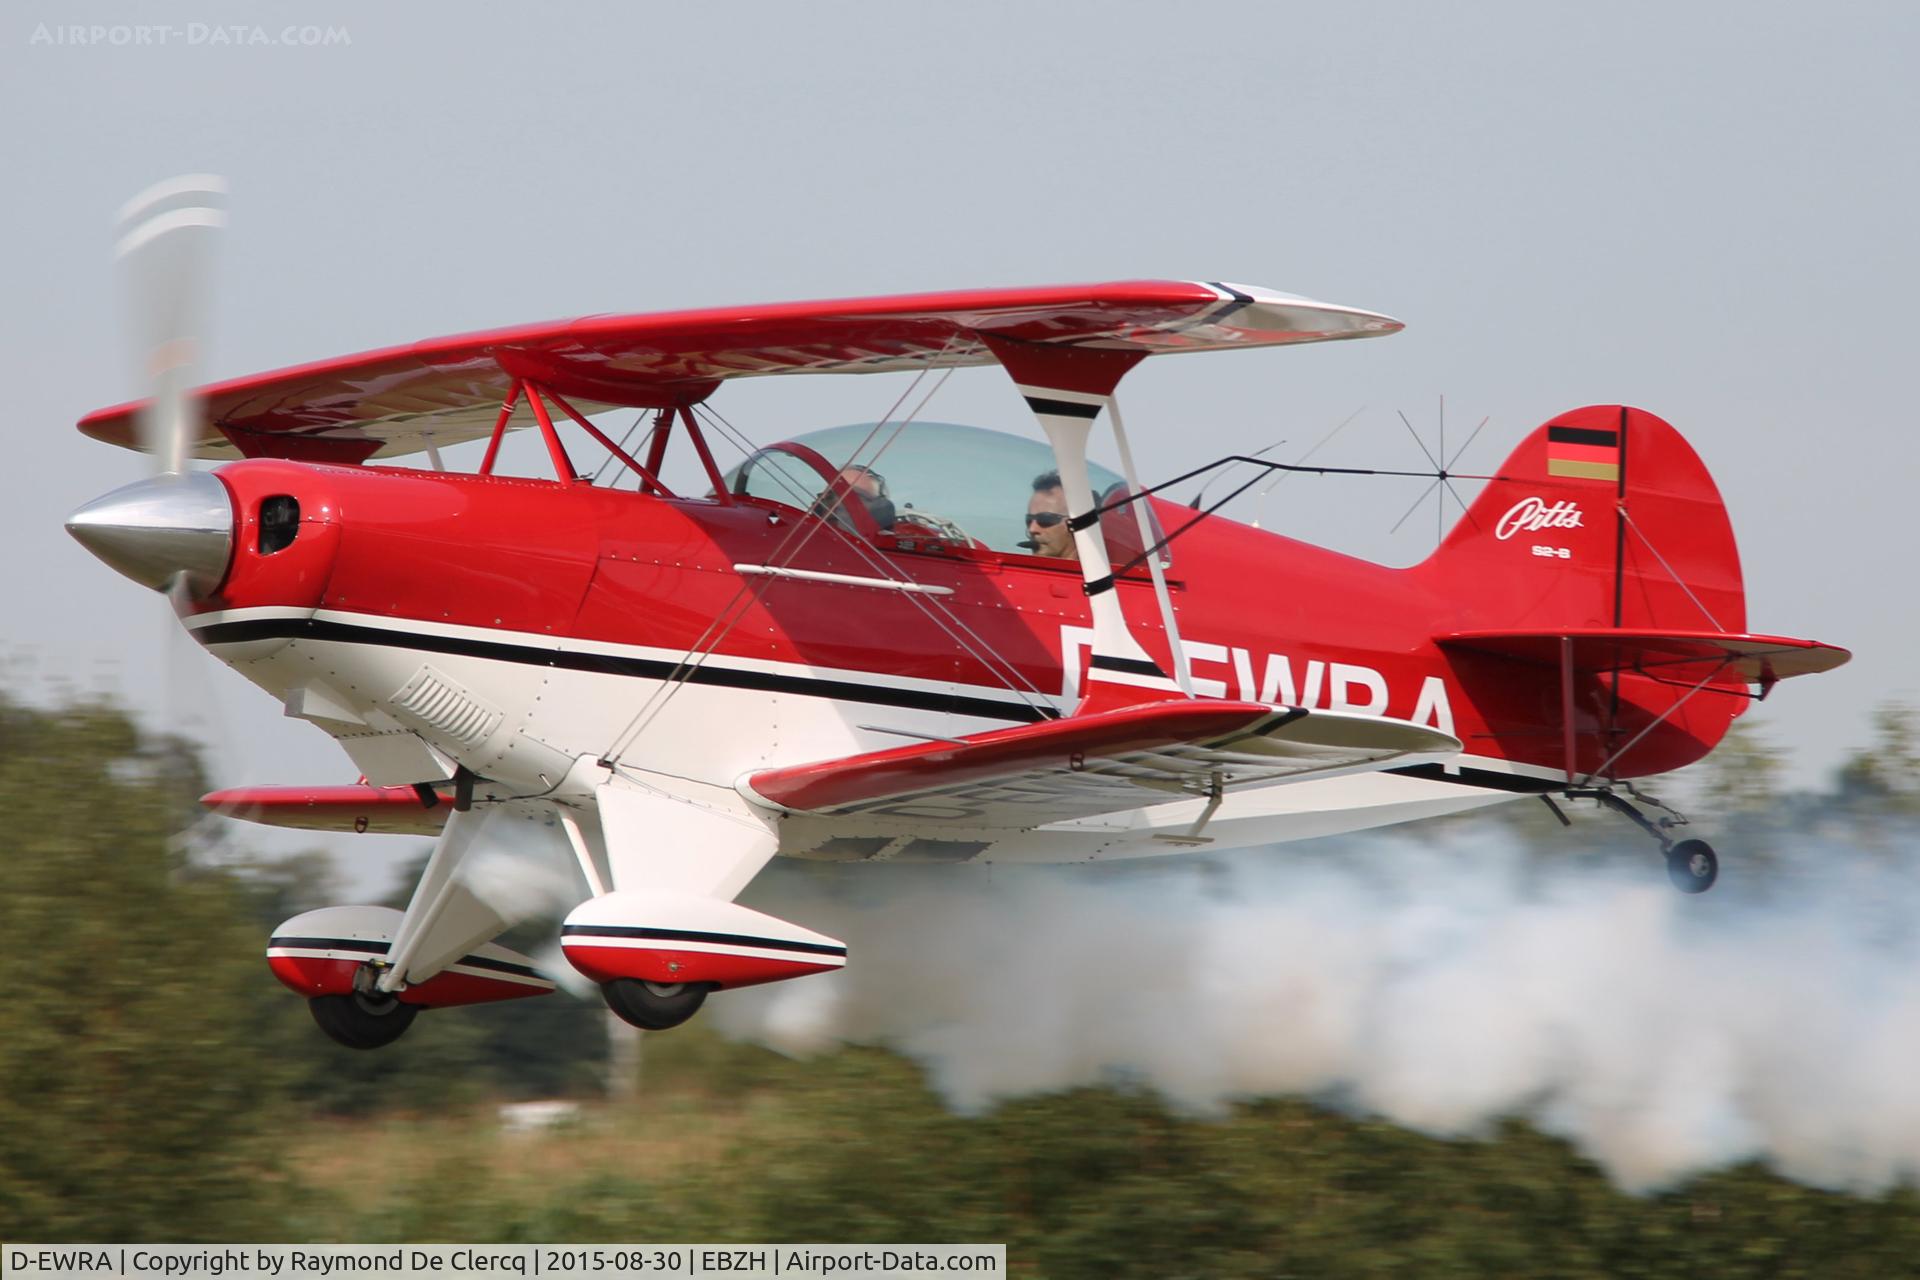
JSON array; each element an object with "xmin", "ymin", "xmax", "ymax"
[
  {"xmin": 1419, "ymin": 405, "xmax": 1746, "ymax": 635},
  {"xmin": 1418, "ymin": 406, "xmax": 1755, "ymax": 780}
]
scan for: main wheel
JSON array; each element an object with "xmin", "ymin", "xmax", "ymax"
[
  {"xmin": 602, "ymin": 979, "xmax": 710, "ymax": 1031},
  {"xmin": 1666, "ymin": 839, "xmax": 1719, "ymax": 894},
  {"xmin": 308, "ymin": 992, "xmax": 420, "ymax": 1049}
]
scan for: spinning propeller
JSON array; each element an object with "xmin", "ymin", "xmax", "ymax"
[
  {"xmin": 66, "ymin": 176, "xmax": 234, "ymax": 601},
  {"xmin": 64, "ymin": 178, "xmax": 241, "ymax": 837}
]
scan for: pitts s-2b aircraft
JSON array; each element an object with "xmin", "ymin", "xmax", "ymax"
[{"xmin": 68, "ymin": 180, "xmax": 1848, "ymax": 1048}]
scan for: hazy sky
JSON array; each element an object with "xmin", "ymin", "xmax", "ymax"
[{"xmin": 4, "ymin": 2, "xmax": 1914, "ymax": 884}]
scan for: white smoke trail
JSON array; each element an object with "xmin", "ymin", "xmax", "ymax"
[
  {"xmin": 716, "ymin": 828, "xmax": 1920, "ymax": 1194},
  {"xmin": 460, "ymin": 810, "xmax": 587, "ymax": 985}
]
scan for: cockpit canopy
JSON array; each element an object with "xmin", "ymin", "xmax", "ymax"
[{"xmin": 724, "ymin": 421, "xmax": 1167, "ymax": 567}]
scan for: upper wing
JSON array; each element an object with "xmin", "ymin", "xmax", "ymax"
[
  {"xmin": 1437, "ymin": 629, "xmax": 1851, "ymax": 683},
  {"xmin": 740, "ymin": 699, "xmax": 1459, "ymax": 827},
  {"xmin": 79, "ymin": 281, "xmax": 1399, "ymax": 463}
]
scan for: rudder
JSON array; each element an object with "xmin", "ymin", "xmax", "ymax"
[{"xmin": 1420, "ymin": 405, "xmax": 1746, "ymax": 636}]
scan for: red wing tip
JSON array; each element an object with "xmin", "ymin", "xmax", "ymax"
[{"xmin": 201, "ymin": 784, "xmax": 440, "ymax": 810}]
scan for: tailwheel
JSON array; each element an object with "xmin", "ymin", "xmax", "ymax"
[
  {"xmin": 1573, "ymin": 784, "xmax": 1720, "ymax": 895},
  {"xmin": 1665, "ymin": 839, "xmax": 1719, "ymax": 895},
  {"xmin": 602, "ymin": 978, "xmax": 710, "ymax": 1031},
  {"xmin": 308, "ymin": 991, "xmax": 420, "ymax": 1049}
]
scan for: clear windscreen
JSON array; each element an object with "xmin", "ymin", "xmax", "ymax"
[{"xmin": 726, "ymin": 421, "xmax": 1128, "ymax": 556}]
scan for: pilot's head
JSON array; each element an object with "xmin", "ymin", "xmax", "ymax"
[
  {"xmin": 838, "ymin": 465, "xmax": 895, "ymax": 531},
  {"xmin": 1026, "ymin": 471, "xmax": 1077, "ymax": 560}
]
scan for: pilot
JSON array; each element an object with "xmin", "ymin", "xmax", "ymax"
[
  {"xmin": 825, "ymin": 464, "xmax": 896, "ymax": 532},
  {"xmin": 1024, "ymin": 471, "xmax": 1078, "ymax": 560}
]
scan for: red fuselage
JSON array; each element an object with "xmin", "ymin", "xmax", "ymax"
[{"xmin": 199, "ymin": 456, "xmax": 1738, "ymax": 785}]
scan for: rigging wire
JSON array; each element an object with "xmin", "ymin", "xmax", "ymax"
[
  {"xmin": 1086, "ymin": 450, "xmax": 1511, "ymax": 579},
  {"xmin": 1397, "ymin": 397, "xmax": 1495, "ymax": 548},
  {"xmin": 1189, "ymin": 434, "xmax": 1287, "ymax": 510},
  {"xmin": 1389, "ymin": 479, "xmax": 1445, "ymax": 536},
  {"xmin": 596, "ymin": 365, "xmax": 946, "ymax": 765},
  {"xmin": 689, "ymin": 394, "xmax": 1063, "ymax": 709},
  {"xmin": 1618, "ymin": 506, "xmax": 1727, "ymax": 633},
  {"xmin": 1249, "ymin": 403, "xmax": 1493, "ymax": 543},
  {"xmin": 1396, "ymin": 407, "xmax": 1445, "ymax": 473},
  {"xmin": 610, "ymin": 370, "xmax": 1058, "ymax": 760},
  {"xmin": 595, "ymin": 384, "xmax": 1513, "ymax": 767},
  {"xmin": 1250, "ymin": 405, "xmax": 1366, "ymax": 528},
  {"xmin": 591, "ymin": 409, "xmax": 652, "ymax": 488},
  {"xmin": 599, "ymin": 356, "xmax": 1062, "ymax": 767}
]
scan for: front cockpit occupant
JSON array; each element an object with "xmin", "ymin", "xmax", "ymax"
[
  {"xmin": 1024, "ymin": 470, "xmax": 1078, "ymax": 560},
  {"xmin": 819, "ymin": 465, "xmax": 896, "ymax": 532}
]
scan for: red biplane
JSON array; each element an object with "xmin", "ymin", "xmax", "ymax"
[{"xmin": 68, "ymin": 180, "xmax": 1848, "ymax": 1048}]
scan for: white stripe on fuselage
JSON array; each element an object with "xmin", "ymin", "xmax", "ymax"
[
  {"xmin": 196, "ymin": 605, "xmax": 1565, "ymax": 860},
  {"xmin": 192, "ymin": 604, "xmax": 1566, "ymax": 784},
  {"xmin": 190, "ymin": 605, "xmax": 1058, "ymax": 716}
]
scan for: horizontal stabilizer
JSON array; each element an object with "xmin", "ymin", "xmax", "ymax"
[
  {"xmin": 1438, "ymin": 629, "xmax": 1851, "ymax": 684},
  {"xmin": 741, "ymin": 699, "xmax": 1459, "ymax": 827},
  {"xmin": 203, "ymin": 783, "xmax": 448, "ymax": 833}
]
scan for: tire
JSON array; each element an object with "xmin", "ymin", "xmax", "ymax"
[
  {"xmin": 1666, "ymin": 839, "xmax": 1719, "ymax": 895},
  {"xmin": 308, "ymin": 992, "xmax": 420, "ymax": 1049},
  {"xmin": 602, "ymin": 978, "xmax": 710, "ymax": 1031}
]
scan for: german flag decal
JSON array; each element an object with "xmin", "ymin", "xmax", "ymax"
[{"xmin": 1546, "ymin": 424, "xmax": 1621, "ymax": 481}]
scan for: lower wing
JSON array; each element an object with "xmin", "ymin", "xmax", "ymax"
[{"xmin": 739, "ymin": 699, "xmax": 1460, "ymax": 827}]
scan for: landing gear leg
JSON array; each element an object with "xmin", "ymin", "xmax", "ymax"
[{"xmin": 1570, "ymin": 784, "xmax": 1718, "ymax": 895}]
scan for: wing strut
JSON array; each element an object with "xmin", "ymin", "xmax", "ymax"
[
  {"xmin": 982, "ymin": 336, "xmax": 1183, "ymax": 708},
  {"xmin": 1107, "ymin": 396, "xmax": 1194, "ymax": 696},
  {"xmin": 469, "ymin": 378, "xmax": 701, "ymax": 498}
]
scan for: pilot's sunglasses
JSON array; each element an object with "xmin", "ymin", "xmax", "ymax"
[{"xmin": 1026, "ymin": 511, "xmax": 1067, "ymax": 528}]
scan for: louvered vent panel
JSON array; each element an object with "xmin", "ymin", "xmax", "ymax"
[{"xmin": 390, "ymin": 666, "xmax": 504, "ymax": 748}]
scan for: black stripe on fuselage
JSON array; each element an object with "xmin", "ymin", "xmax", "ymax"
[
  {"xmin": 561, "ymin": 924, "xmax": 848, "ymax": 958},
  {"xmin": 1089, "ymin": 653, "xmax": 1167, "ymax": 678},
  {"xmin": 217, "ymin": 622, "xmax": 1557, "ymax": 799},
  {"xmin": 197, "ymin": 618, "xmax": 1056, "ymax": 723}
]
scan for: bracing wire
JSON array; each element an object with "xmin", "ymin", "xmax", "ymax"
[
  {"xmin": 692, "ymin": 399, "xmax": 1060, "ymax": 711},
  {"xmin": 596, "ymin": 366, "xmax": 947, "ymax": 764},
  {"xmin": 1250, "ymin": 405, "xmax": 1365, "ymax": 527},
  {"xmin": 1081, "ymin": 448, "xmax": 1513, "ymax": 580},
  {"xmin": 594, "ymin": 383, "xmax": 1510, "ymax": 766},
  {"xmin": 688, "ymin": 371, "xmax": 1074, "ymax": 702},
  {"xmin": 598, "ymin": 354, "xmax": 1062, "ymax": 768},
  {"xmin": 591, "ymin": 410, "xmax": 652, "ymax": 488}
]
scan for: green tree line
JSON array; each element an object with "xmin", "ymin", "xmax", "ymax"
[{"xmin": 3, "ymin": 690, "xmax": 1917, "ymax": 1276}]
